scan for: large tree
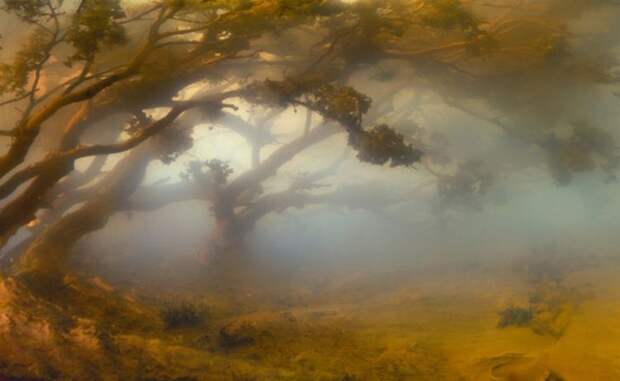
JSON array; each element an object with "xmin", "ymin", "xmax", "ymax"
[{"xmin": 0, "ymin": 0, "xmax": 618, "ymax": 287}]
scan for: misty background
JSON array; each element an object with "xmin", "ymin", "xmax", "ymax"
[{"xmin": 1, "ymin": 0, "xmax": 619, "ymax": 285}]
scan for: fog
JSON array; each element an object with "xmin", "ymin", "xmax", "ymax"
[
  {"xmin": 1, "ymin": 1, "xmax": 620, "ymax": 379},
  {"xmin": 80, "ymin": 57, "xmax": 620, "ymax": 283},
  {"xmin": 0, "ymin": 0, "xmax": 619, "ymax": 284},
  {"xmin": 0, "ymin": 0, "xmax": 617, "ymax": 287}
]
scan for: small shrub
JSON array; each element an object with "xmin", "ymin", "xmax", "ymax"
[
  {"xmin": 161, "ymin": 303, "xmax": 203, "ymax": 329},
  {"xmin": 218, "ymin": 322, "xmax": 256, "ymax": 350},
  {"xmin": 497, "ymin": 306, "xmax": 533, "ymax": 328}
]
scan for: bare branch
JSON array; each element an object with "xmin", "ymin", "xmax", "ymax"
[{"xmin": 226, "ymin": 123, "xmax": 339, "ymax": 197}]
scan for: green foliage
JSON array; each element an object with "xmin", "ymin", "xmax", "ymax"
[
  {"xmin": 159, "ymin": 0, "xmax": 300, "ymax": 58},
  {"xmin": 309, "ymin": 84, "xmax": 371, "ymax": 128},
  {"xmin": 524, "ymin": 284, "xmax": 578, "ymax": 338},
  {"xmin": 502, "ymin": 252, "xmax": 590, "ymax": 339},
  {"xmin": 0, "ymin": 28, "xmax": 53, "ymax": 95},
  {"xmin": 161, "ymin": 302, "xmax": 204, "ymax": 329},
  {"xmin": 246, "ymin": 77, "xmax": 319, "ymax": 108},
  {"xmin": 251, "ymin": 80, "xmax": 423, "ymax": 168},
  {"xmin": 306, "ymin": 84, "xmax": 422, "ymax": 167},
  {"xmin": 123, "ymin": 114, "xmax": 147, "ymax": 135},
  {"xmin": 418, "ymin": 1, "xmax": 498, "ymax": 56},
  {"xmin": 182, "ymin": 159, "xmax": 234, "ymax": 185},
  {"xmin": 197, "ymin": 1, "xmax": 276, "ymax": 55},
  {"xmin": 2, "ymin": 0, "xmax": 49, "ymax": 22},
  {"xmin": 66, "ymin": 0, "xmax": 127, "ymax": 63},
  {"xmin": 204, "ymin": 159, "xmax": 234, "ymax": 184},
  {"xmin": 350, "ymin": 124, "xmax": 423, "ymax": 167},
  {"xmin": 497, "ymin": 306, "xmax": 533, "ymax": 328}
]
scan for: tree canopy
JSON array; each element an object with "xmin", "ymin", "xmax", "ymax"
[{"xmin": 0, "ymin": 0, "xmax": 617, "ymax": 281}]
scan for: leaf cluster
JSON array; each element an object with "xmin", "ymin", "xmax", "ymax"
[
  {"xmin": 307, "ymin": 84, "xmax": 422, "ymax": 167},
  {"xmin": 2, "ymin": 0, "xmax": 50, "ymax": 22},
  {"xmin": 350, "ymin": 124, "xmax": 423, "ymax": 167},
  {"xmin": 160, "ymin": 302, "xmax": 203, "ymax": 329},
  {"xmin": 182, "ymin": 159, "xmax": 234, "ymax": 185},
  {"xmin": 0, "ymin": 28, "xmax": 53, "ymax": 96},
  {"xmin": 65, "ymin": 0, "xmax": 127, "ymax": 63},
  {"xmin": 309, "ymin": 84, "xmax": 371, "ymax": 129}
]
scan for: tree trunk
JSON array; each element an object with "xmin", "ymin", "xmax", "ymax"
[
  {"xmin": 205, "ymin": 196, "xmax": 247, "ymax": 265},
  {"xmin": 12, "ymin": 144, "xmax": 153, "ymax": 294}
]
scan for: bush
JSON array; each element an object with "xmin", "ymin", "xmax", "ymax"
[
  {"xmin": 160, "ymin": 303, "xmax": 203, "ymax": 329},
  {"xmin": 497, "ymin": 306, "xmax": 533, "ymax": 328}
]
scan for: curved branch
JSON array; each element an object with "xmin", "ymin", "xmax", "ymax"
[
  {"xmin": 0, "ymin": 4, "xmax": 192, "ymax": 179},
  {"xmin": 0, "ymin": 92, "xmax": 241, "ymax": 201},
  {"xmin": 226, "ymin": 123, "xmax": 340, "ymax": 197}
]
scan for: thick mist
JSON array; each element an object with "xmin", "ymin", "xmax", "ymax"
[
  {"xmin": 0, "ymin": 0, "xmax": 618, "ymax": 294},
  {"xmin": 1, "ymin": 1, "xmax": 620, "ymax": 380},
  {"xmin": 78, "ymin": 29, "xmax": 620, "ymax": 287}
]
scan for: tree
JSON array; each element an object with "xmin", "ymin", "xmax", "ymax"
[{"xmin": 0, "ymin": 0, "xmax": 618, "ymax": 288}]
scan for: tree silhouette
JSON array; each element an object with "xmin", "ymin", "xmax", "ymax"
[{"xmin": 0, "ymin": 0, "xmax": 617, "ymax": 287}]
